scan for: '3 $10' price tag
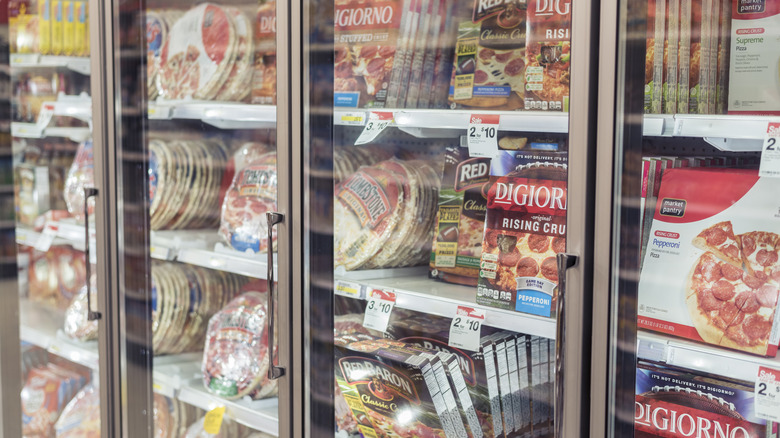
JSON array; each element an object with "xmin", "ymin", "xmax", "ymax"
[
  {"xmin": 355, "ymin": 112, "xmax": 394, "ymax": 145},
  {"xmin": 448, "ymin": 306, "xmax": 485, "ymax": 352},
  {"xmin": 363, "ymin": 289, "xmax": 396, "ymax": 332}
]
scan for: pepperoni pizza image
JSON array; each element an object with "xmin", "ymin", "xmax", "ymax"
[
  {"xmin": 482, "ymin": 230, "xmax": 565, "ymax": 295},
  {"xmin": 686, "ymin": 221, "xmax": 780, "ymax": 354}
]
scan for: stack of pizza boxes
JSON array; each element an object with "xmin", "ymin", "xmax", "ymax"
[
  {"xmin": 639, "ymin": 167, "xmax": 780, "ymax": 357},
  {"xmin": 635, "ymin": 361, "xmax": 774, "ymax": 437}
]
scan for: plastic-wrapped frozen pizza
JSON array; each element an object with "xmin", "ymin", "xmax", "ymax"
[
  {"xmin": 219, "ymin": 152, "xmax": 277, "ymax": 253},
  {"xmin": 54, "ymin": 384, "xmax": 100, "ymax": 438},
  {"xmin": 63, "ymin": 140, "xmax": 94, "ymax": 223},
  {"xmin": 202, "ymin": 291, "xmax": 277, "ymax": 401},
  {"xmin": 63, "ymin": 275, "xmax": 98, "ymax": 342}
]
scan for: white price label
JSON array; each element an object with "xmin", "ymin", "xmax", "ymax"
[
  {"xmin": 34, "ymin": 223, "xmax": 58, "ymax": 252},
  {"xmin": 448, "ymin": 306, "xmax": 485, "ymax": 351},
  {"xmin": 335, "ymin": 280, "xmax": 363, "ymax": 298},
  {"xmin": 355, "ymin": 112, "xmax": 393, "ymax": 145},
  {"xmin": 760, "ymin": 122, "xmax": 780, "ymax": 178},
  {"xmin": 756, "ymin": 366, "xmax": 780, "ymax": 421},
  {"xmin": 36, "ymin": 103, "xmax": 55, "ymax": 130},
  {"xmin": 363, "ymin": 289, "xmax": 395, "ymax": 332},
  {"xmin": 467, "ymin": 114, "xmax": 500, "ymax": 158},
  {"xmin": 339, "ymin": 111, "xmax": 367, "ymax": 126}
]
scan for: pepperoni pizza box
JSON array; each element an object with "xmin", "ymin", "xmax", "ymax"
[
  {"xmin": 635, "ymin": 362, "xmax": 771, "ymax": 437},
  {"xmin": 638, "ymin": 168, "xmax": 780, "ymax": 356},
  {"xmin": 476, "ymin": 150, "xmax": 568, "ymax": 317},
  {"xmin": 430, "ymin": 146, "xmax": 491, "ymax": 286},
  {"xmin": 447, "ymin": 0, "xmax": 528, "ymax": 110},
  {"xmin": 334, "ymin": 336, "xmax": 460, "ymax": 438},
  {"xmin": 524, "ymin": 0, "xmax": 571, "ymax": 112}
]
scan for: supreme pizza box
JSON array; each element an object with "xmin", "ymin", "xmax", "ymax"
[
  {"xmin": 384, "ymin": 0, "xmax": 420, "ymax": 107},
  {"xmin": 638, "ymin": 168, "xmax": 780, "ymax": 356},
  {"xmin": 728, "ymin": 0, "xmax": 780, "ymax": 114},
  {"xmin": 480, "ymin": 335, "xmax": 507, "ymax": 437},
  {"xmin": 524, "ymin": 0, "xmax": 571, "ymax": 111},
  {"xmin": 645, "ymin": 0, "xmax": 665, "ymax": 114},
  {"xmin": 334, "ymin": 0, "xmax": 408, "ymax": 108},
  {"xmin": 715, "ymin": 0, "xmax": 730, "ymax": 114},
  {"xmin": 430, "ymin": 146, "xmax": 491, "ymax": 286},
  {"xmin": 448, "ymin": 0, "xmax": 527, "ymax": 110},
  {"xmin": 429, "ymin": 0, "xmax": 460, "ymax": 108},
  {"xmin": 476, "ymin": 150, "xmax": 568, "ymax": 317},
  {"xmin": 635, "ymin": 362, "xmax": 771, "ymax": 437},
  {"xmin": 418, "ymin": 0, "xmax": 449, "ymax": 108},
  {"xmin": 402, "ymin": 0, "xmax": 437, "ymax": 108},
  {"xmin": 706, "ymin": 0, "xmax": 721, "ymax": 114},
  {"xmin": 334, "ymin": 336, "xmax": 461, "ymax": 438},
  {"xmin": 664, "ymin": 0, "xmax": 680, "ymax": 113}
]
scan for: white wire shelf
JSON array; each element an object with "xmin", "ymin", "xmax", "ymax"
[
  {"xmin": 642, "ymin": 114, "xmax": 775, "ymax": 151},
  {"xmin": 10, "ymin": 53, "xmax": 91, "ymax": 75},
  {"xmin": 148, "ymin": 100, "xmax": 276, "ymax": 129}
]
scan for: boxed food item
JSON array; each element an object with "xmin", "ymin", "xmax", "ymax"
[
  {"xmin": 645, "ymin": 0, "xmax": 665, "ymax": 114},
  {"xmin": 476, "ymin": 150, "xmax": 568, "ymax": 317},
  {"xmin": 715, "ymin": 0, "xmax": 730, "ymax": 114},
  {"xmin": 51, "ymin": 0, "xmax": 64, "ymax": 55},
  {"xmin": 75, "ymin": 1, "xmax": 88, "ymax": 57},
  {"xmin": 638, "ymin": 168, "xmax": 780, "ymax": 356},
  {"xmin": 663, "ymin": 0, "xmax": 680, "ymax": 113},
  {"xmin": 677, "ymin": 0, "xmax": 692, "ymax": 112},
  {"xmin": 524, "ymin": 0, "xmax": 571, "ymax": 111},
  {"xmin": 448, "ymin": 0, "xmax": 527, "ymax": 110},
  {"xmin": 728, "ymin": 0, "xmax": 780, "ymax": 114},
  {"xmin": 430, "ymin": 146, "xmax": 491, "ymax": 286},
  {"xmin": 636, "ymin": 362, "xmax": 772, "ymax": 437},
  {"xmin": 252, "ymin": 0, "xmax": 277, "ymax": 105}
]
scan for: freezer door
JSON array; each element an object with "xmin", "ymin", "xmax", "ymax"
[
  {"xmin": 601, "ymin": 0, "xmax": 780, "ymax": 436},
  {"xmin": 299, "ymin": 0, "xmax": 601, "ymax": 435}
]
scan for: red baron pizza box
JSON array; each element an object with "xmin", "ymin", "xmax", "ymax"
[
  {"xmin": 476, "ymin": 150, "xmax": 568, "ymax": 317},
  {"xmin": 638, "ymin": 168, "xmax": 780, "ymax": 356},
  {"xmin": 645, "ymin": 0, "xmax": 665, "ymax": 114},
  {"xmin": 635, "ymin": 362, "xmax": 772, "ymax": 437},
  {"xmin": 334, "ymin": 336, "xmax": 458, "ymax": 438},
  {"xmin": 728, "ymin": 0, "xmax": 780, "ymax": 115},
  {"xmin": 524, "ymin": 0, "xmax": 571, "ymax": 112},
  {"xmin": 334, "ymin": 0, "xmax": 409, "ymax": 108}
]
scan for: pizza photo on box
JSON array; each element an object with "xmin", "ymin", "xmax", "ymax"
[{"xmin": 639, "ymin": 168, "xmax": 780, "ymax": 356}]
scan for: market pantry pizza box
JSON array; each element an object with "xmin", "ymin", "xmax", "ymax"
[
  {"xmin": 638, "ymin": 168, "xmax": 780, "ymax": 356},
  {"xmin": 728, "ymin": 0, "xmax": 780, "ymax": 115},
  {"xmin": 476, "ymin": 150, "xmax": 568, "ymax": 317},
  {"xmin": 635, "ymin": 362, "xmax": 772, "ymax": 437}
]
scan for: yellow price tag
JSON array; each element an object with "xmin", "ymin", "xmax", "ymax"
[
  {"xmin": 342, "ymin": 115, "xmax": 362, "ymax": 122},
  {"xmin": 203, "ymin": 406, "xmax": 225, "ymax": 434}
]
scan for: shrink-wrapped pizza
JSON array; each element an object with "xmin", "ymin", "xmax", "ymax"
[
  {"xmin": 54, "ymin": 384, "xmax": 100, "ymax": 438},
  {"xmin": 202, "ymin": 291, "xmax": 278, "ymax": 401},
  {"xmin": 63, "ymin": 140, "xmax": 94, "ymax": 223},
  {"xmin": 219, "ymin": 152, "xmax": 277, "ymax": 253},
  {"xmin": 63, "ymin": 275, "xmax": 98, "ymax": 342}
]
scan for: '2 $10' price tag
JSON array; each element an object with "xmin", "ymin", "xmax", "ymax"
[
  {"xmin": 448, "ymin": 306, "xmax": 485, "ymax": 352},
  {"xmin": 755, "ymin": 366, "xmax": 780, "ymax": 422},
  {"xmin": 467, "ymin": 114, "xmax": 500, "ymax": 158},
  {"xmin": 760, "ymin": 122, "xmax": 780, "ymax": 178},
  {"xmin": 363, "ymin": 289, "xmax": 396, "ymax": 333}
]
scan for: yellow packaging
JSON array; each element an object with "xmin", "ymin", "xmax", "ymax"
[
  {"xmin": 37, "ymin": 0, "xmax": 51, "ymax": 54},
  {"xmin": 75, "ymin": 1, "xmax": 87, "ymax": 56},
  {"xmin": 63, "ymin": 1, "xmax": 75, "ymax": 55},
  {"xmin": 51, "ymin": 0, "xmax": 63, "ymax": 55},
  {"xmin": 15, "ymin": 1, "xmax": 37, "ymax": 54}
]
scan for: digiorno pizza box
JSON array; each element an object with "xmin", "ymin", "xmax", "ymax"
[
  {"xmin": 638, "ymin": 168, "xmax": 780, "ymax": 356},
  {"xmin": 476, "ymin": 150, "xmax": 568, "ymax": 317},
  {"xmin": 334, "ymin": 336, "xmax": 463, "ymax": 438},
  {"xmin": 524, "ymin": 0, "xmax": 571, "ymax": 112},
  {"xmin": 635, "ymin": 362, "xmax": 771, "ymax": 437}
]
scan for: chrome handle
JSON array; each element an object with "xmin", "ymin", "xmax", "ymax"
[
  {"xmin": 554, "ymin": 252, "xmax": 577, "ymax": 437},
  {"xmin": 266, "ymin": 212, "xmax": 285, "ymax": 380},
  {"xmin": 83, "ymin": 187, "xmax": 101, "ymax": 321}
]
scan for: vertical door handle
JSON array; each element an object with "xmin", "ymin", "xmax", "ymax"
[
  {"xmin": 266, "ymin": 212, "xmax": 285, "ymax": 380},
  {"xmin": 554, "ymin": 252, "xmax": 577, "ymax": 436},
  {"xmin": 83, "ymin": 187, "xmax": 101, "ymax": 321}
]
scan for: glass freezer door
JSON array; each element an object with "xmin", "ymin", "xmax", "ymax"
[
  {"xmin": 2, "ymin": 0, "xmax": 105, "ymax": 435},
  {"xmin": 603, "ymin": 0, "xmax": 780, "ymax": 436},
  {"xmin": 104, "ymin": 0, "xmax": 288, "ymax": 435},
  {"xmin": 300, "ymin": 0, "xmax": 600, "ymax": 435}
]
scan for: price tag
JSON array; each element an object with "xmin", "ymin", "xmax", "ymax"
[
  {"xmin": 467, "ymin": 114, "xmax": 500, "ymax": 157},
  {"xmin": 355, "ymin": 112, "xmax": 394, "ymax": 145},
  {"xmin": 335, "ymin": 280, "xmax": 363, "ymax": 298},
  {"xmin": 363, "ymin": 289, "xmax": 396, "ymax": 332},
  {"xmin": 203, "ymin": 406, "xmax": 226, "ymax": 434},
  {"xmin": 339, "ymin": 111, "xmax": 367, "ymax": 126},
  {"xmin": 35, "ymin": 222, "xmax": 58, "ymax": 252},
  {"xmin": 36, "ymin": 103, "xmax": 55, "ymax": 130},
  {"xmin": 448, "ymin": 306, "xmax": 485, "ymax": 351},
  {"xmin": 760, "ymin": 122, "xmax": 780, "ymax": 178},
  {"xmin": 756, "ymin": 366, "xmax": 780, "ymax": 421},
  {"xmin": 147, "ymin": 104, "xmax": 171, "ymax": 120}
]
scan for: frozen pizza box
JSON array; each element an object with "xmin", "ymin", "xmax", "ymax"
[
  {"xmin": 645, "ymin": 0, "xmax": 665, "ymax": 114},
  {"xmin": 334, "ymin": 336, "xmax": 458, "ymax": 438},
  {"xmin": 448, "ymin": 0, "xmax": 528, "ymax": 110},
  {"xmin": 430, "ymin": 146, "xmax": 491, "ymax": 286},
  {"xmin": 663, "ymin": 0, "xmax": 680, "ymax": 114},
  {"xmin": 635, "ymin": 363, "xmax": 771, "ymax": 437},
  {"xmin": 524, "ymin": 0, "xmax": 571, "ymax": 111},
  {"xmin": 476, "ymin": 150, "xmax": 568, "ymax": 317},
  {"xmin": 638, "ymin": 168, "xmax": 780, "ymax": 356},
  {"xmin": 728, "ymin": 0, "xmax": 780, "ymax": 115}
]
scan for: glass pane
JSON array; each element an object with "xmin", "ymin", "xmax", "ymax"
[
  {"xmin": 117, "ymin": 0, "xmax": 281, "ymax": 435},
  {"xmin": 611, "ymin": 0, "xmax": 780, "ymax": 436},
  {"xmin": 308, "ymin": 0, "xmax": 578, "ymax": 436},
  {"xmin": 6, "ymin": 0, "xmax": 102, "ymax": 435}
]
